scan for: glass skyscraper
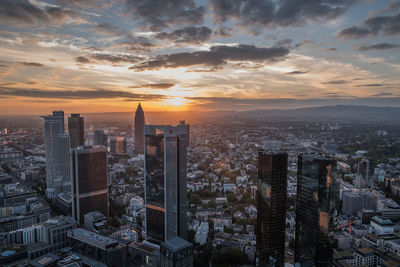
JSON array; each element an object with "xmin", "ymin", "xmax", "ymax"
[
  {"xmin": 144, "ymin": 121, "xmax": 188, "ymax": 243},
  {"xmin": 256, "ymin": 150, "xmax": 288, "ymax": 267},
  {"xmin": 295, "ymin": 153, "xmax": 336, "ymax": 267},
  {"xmin": 42, "ymin": 111, "xmax": 71, "ymax": 198},
  {"xmin": 68, "ymin": 114, "xmax": 84, "ymax": 148},
  {"xmin": 71, "ymin": 146, "xmax": 108, "ymax": 225}
]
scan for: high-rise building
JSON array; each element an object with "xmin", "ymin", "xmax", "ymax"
[
  {"xmin": 71, "ymin": 147, "xmax": 108, "ymax": 225},
  {"xmin": 144, "ymin": 122, "xmax": 188, "ymax": 243},
  {"xmin": 68, "ymin": 114, "xmax": 84, "ymax": 148},
  {"xmin": 355, "ymin": 159, "xmax": 373, "ymax": 188},
  {"xmin": 94, "ymin": 130, "xmax": 107, "ymax": 146},
  {"xmin": 160, "ymin": 237, "xmax": 193, "ymax": 267},
  {"xmin": 256, "ymin": 150, "xmax": 288, "ymax": 267},
  {"xmin": 134, "ymin": 103, "xmax": 145, "ymax": 155},
  {"xmin": 295, "ymin": 153, "xmax": 337, "ymax": 266},
  {"xmin": 116, "ymin": 137, "xmax": 127, "ymax": 155},
  {"xmin": 42, "ymin": 111, "xmax": 71, "ymax": 198}
]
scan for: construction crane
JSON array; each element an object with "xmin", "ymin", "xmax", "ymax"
[{"xmin": 336, "ymin": 220, "xmax": 354, "ymax": 235}]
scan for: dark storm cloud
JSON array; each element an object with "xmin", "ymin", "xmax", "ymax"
[
  {"xmin": 129, "ymin": 44, "xmax": 290, "ymax": 71},
  {"xmin": 209, "ymin": 0, "xmax": 355, "ymax": 30},
  {"xmin": 131, "ymin": 83, "xmax": 176, "ymax": 89},
  {"xmin": 338, "ymin": 13, "xmax": 400, "ymax": 39},
  {"xmin": 156, "ymin": 26, "xmax": 212, "ymax": 44},
  {"xmin": 21, "ymin": 62, "xmax": 44, "ymax": 67},
  {"xmin": 323, "ymin": 80, "xmax": 351, "ymax": 84},
  {"xmin": 0, "ymin": 87, "xmax": 168, "ymax": 101},
  {"xmin": 0, "ymin": 0, "xmax": 83, "ymax": 26},
  {"xmin": 124, "ymin": 0, "xmax": 205, "ymax": 30},
  {"xmin": 358, "ymin": 43, "xmax": 400, "ymax": 51},
  {"xmin": 286, "ymin": 70, "xmax": 308, "ymax": 75}
]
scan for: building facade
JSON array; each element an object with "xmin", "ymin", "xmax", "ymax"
[
  {"xmin": 68, "ymin": 114, "xmax": 84, "ymax": 149},
  {"xmin": 71, "ymin": 147, "xmax": 108, "ymax": 225},
  {"xmin": 160, "ymin": 237, "xmax": 193, "ymax": 267},
  {"xmin": 295, "ymin": 153, "xmax": 337, "ymax": 266},
  {"xmin": 145, "ymin": 122, "xmax": 188, "ymax": 243},
  {"xmin": 42, "ymin": 111, "xmax": 71, "ymax": 198},
  {"xmin": 256, "ymin": 150, "xmax": 288, "ymax": 267},
  {"xmin": 93, "ymin": 130, "xmax": 107, "ymax": 146}
]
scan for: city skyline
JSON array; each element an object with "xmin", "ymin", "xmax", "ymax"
[{"xmin": 0, "ymin": 0, "xmax": 399, "ymax": 115}]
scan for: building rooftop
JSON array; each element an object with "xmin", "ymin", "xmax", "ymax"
[
  {"xmin": 162, "ymin": 237, "xmax": 192, "ymax": 252},
  {"xmin": 357, "ymin": 247, "xmax": 375, "ymax": 257},
  {"xmin": 67, "ymin": 228, "xmax": 118, "ymax": 250},
  {"xmin": 29, "ymin": 253, "xmax": 60, "ymax": 267}
]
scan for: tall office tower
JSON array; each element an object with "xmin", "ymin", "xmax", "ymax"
[
  {"xmin": 144, "ymin": 123, "xmax": 188, "ymax": 243},
  {"xmin": 256, "ymin": 150, "xmax": 288, "ymax": 267},
  {"xmin": 355, "ymin": 158, "xmax": 372, "ymax": 188},
  {"xmin": 93, "ymin": 130, "xmax": 107, "ymax": 146},
  {"xmin": 134, "ymin": 103, "xmax": 145, "ymax": 155},
  {"xmin": 295, "ymin": 153, "xmax": 337, "ymax": 266},
  {"xmin": 68, "ymin": 114, "xmax": 84, "ymax": 148},
  {"xmin": 42, "ymin": 111, "xmax": 71, "ymax": 198},
  {"xmin": 116, "ymin": 137, "xmax": 127, "ymax": 155},
  {"xmin": 71, "ymin": 146, "xmax": 108, "ymax": 225}
]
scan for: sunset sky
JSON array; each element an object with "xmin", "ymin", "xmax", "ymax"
[{"xmin": 0, "ymin": 0, "xmax": 399, "ymax": 114}]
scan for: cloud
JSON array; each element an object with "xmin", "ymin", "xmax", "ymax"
[
  {"xmin": 373, "ymin": 92, "xmax": 393, "ymax": 97},
  {"xmin": 337, "ymin": 26, "xmax": 374, "ymax": 39},
  {"xmin": 215, "ymin": 27, "xmax": 233, "ymax": 37},
  {"xmin": 325, "ymin": 48, "xmax": 338, "ymax": 52},
  {"xmin": 75, "ymin": 54, "xmax": 141, "ymax": 64},
  {"xmin": 322, "ymin": 80, "xmax": 351, "ymax": 84},
  {"xmin": 131, "ymin": 83, "xmax": 175, "ymax": 89},
  {"xmin": 93, "ymin": 23, "xmax": 155, "ymax": 52},
  {"xmin": 358, "ymin": 43, "xmax": 400, "ymax": 51},
  {"xmin": 209, "ymin": 0, "xmax": 355, "ymax": 31},
  {"xmin": 0, "ymin": 0, "xmax": 85, "ymax": 26},
  {"xmin": 0, "ymin": 87, "xmax": 168, "ymax": 101},
  {"xmin": 129, "ymin": 44, "xmax": 290, "ymax": 71},
  {"xmin": 338, "ymin": 13, "xmax": 400, "ymax": 39},
  {"xmin": 21, "ymin": 62, "xmax": 44, "ymax": 67},
  {"xmin": 75, "ymin": 56, "xmax": 90, "ymax": 64},
  {"xmin": 124, "ymin": 0, "xmax": 205, "ymax": 30},
  {"xmin": 286, "ymin": 70, "xmax": 308, "ymax": 75},
  {"xmin": 156, "ymin": 26, "xmax": 212, "ymax": 44}
]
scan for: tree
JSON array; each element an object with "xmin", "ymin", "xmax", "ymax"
[
  {"xmin": 1, "ymin": 163, "xmax": 11, "ymax": 174},
  {"xmin": 207, "ymin": 200, "xmax": 216, "ymax": 209},
  {"xmin": 189, "ymin": 194, "xmax": 201, "ymax": 205},
  {"xmin": 211, "ymin": 247, "xmax": 248, "ymax": 266}
]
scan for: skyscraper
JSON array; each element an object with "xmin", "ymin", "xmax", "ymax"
[
  {"xmin": 68, "ymin": 114, "xmax": 84, "ymax": 148},
  {"xmin": 144, "ymin": 122, "xmax": 188, "ymax": 243},
  {"xmin": 71, "ymin": 146, "xmax": 108, "ymax": 225},
  {"xmin": 295, "ymin": 153, "xmax": 336, "ymax": 266},
  {"xmin": 134, "ymin": 103, "xmax": 145, "ymax": 155},
  {"xmin": 94, "ymin": 130, "xmax": 107, "ymax": 146},
  {"xmin": 42, "ymin": 111, "xmax": 71, "ymax": 198},
  {"xmin": 256, "ymin": 150, "xmax": 288, "ymax": 267}
]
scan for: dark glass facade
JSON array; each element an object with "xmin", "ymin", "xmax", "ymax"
[
  {"xmin": 145, "ymin": 133, "xmax": 165, "ymax": 243},
  {"xmin": 71, "ymin": 147, "xmax": 108, "ymax": 225},
  {"xmin": 256, "ymin": 151, "xmax": 288, "ymax": 267},
  {"xmin": 145, "ymin": 123, "xmax": 188, "ymax": 243},
  {"xmin": 295, "ymin": 154, "xmax": 336, "ymax": 267},
  {"xmin": 68, "ymin": 114, "xmax": 84, "ymax": 148}
]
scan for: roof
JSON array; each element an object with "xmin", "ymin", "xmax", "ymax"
[
  {"xmin": 29, "ymin": 253, "xmax": 60, "ymax": 267},
  {"xmin": 67, "ymin": 228, "xmax": 118, "ymax": 250},
  {"xmin": 357, "ymin": 247, "xmax": 375, "ymax": 257},
  {"xmin": 162, "ymin": 237, "xmax": 192, "ymax": 252}
]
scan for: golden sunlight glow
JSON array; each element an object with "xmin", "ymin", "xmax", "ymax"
[{"xmin": 164, "ymin": 96, "xmax": 188, "ymax": 107}]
